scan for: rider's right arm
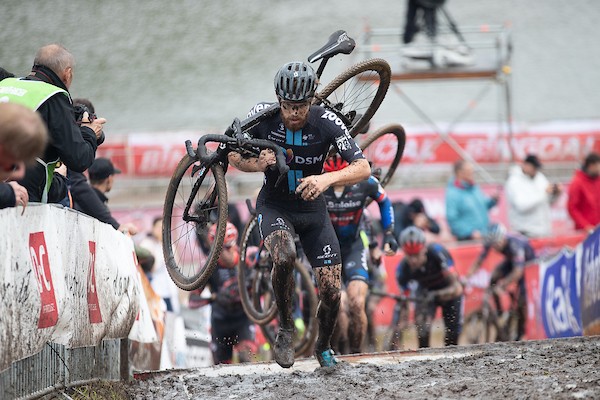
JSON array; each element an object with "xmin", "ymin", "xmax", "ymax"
[
  {"xmin": 467, "ymin": 245, "xmax": 489, "ymax": 277},
  {"xmin": 227, "ymin": 150, "xmax": 274, "ymax": 173}
]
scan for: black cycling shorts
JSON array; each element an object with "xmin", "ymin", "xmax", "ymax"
[
  {"xmin": 340, "ymin": 239, "xmax": 369, "ymax": 285},
  {"xmin": 210, "ymin": 313, "xmax": 254, "ymax": 364},
  {"xmin": 257, "ymin": 199, "xmax": 342, "ymax": 268}
]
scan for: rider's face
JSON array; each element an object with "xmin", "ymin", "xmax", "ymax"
[
  {"xmin": 279, "ymin": 98, "xmax": 311, "ymax": 132},
  {"xmin": 405, "ymin": 248, "xmax": 427, "ymax": 270}
]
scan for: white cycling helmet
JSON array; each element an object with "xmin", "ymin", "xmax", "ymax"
[{"xmin": 484, "ymin": 222, "xmax": 507, "ymax": 246}]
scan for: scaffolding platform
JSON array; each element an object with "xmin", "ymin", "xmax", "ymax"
[{"xmin": 357, "ymin": 22, "xmax": 514, "ymax": 184}]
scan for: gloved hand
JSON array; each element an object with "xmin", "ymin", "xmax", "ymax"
[{"xmin": 382, "ymin": 230, "xmax": 399, "ymax": 255}]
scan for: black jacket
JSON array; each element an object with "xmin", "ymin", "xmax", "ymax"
[
  {"xmin": 17, "ymin": 65, "xmax": 98, "ymax": 203},
  {"xmin": 70, "ymin": 171, "xmax": 120, "ymax": 229},
  {"xmin": 0, "ymin": 183, "xmax": 16, "ymax": 209}
]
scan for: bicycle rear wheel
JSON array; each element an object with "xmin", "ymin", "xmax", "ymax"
[
  {"xmin": 260, "ymin": 261, "xmax": 319, "ymax": 357},
  {"xmin": 162, "ymin": 154, "xmax": 228, "ymax": 291},
  {"xmin": 359, "ymin": 123, "xmax": 406, "ymax": 188},
  {"xmin": 315, "ymin": 58, "xmax": 391, "ymax": 137},
  {"xmin": 238, "ymin": 213, "xmax": 278, "ymax": 325}
]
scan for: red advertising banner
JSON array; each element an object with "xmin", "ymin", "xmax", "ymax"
[
  {"xmin": 28, "ymin": 232, "xmax": 59, "ymax": 329},
  {"xmin": 97, "ymin": 120, "xmax": 600, "ymax": 178},
  {"xmin": 87, "ymin": 241, "xmax": 102, "ymax": 324}
]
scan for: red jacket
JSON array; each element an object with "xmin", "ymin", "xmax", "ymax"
[{"xmin": 567, "ymin": 170, "xmax": 600, "ymax": 230}]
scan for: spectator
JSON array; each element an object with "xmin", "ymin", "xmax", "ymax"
[
  {"xmin": 135, "ymin": 245, "xmax": 156, "ymax": 279},
  {"xmin": 393, "ymin": 198, "xmax": 440, "ymax": 238},
  {"xmin": 139, "ymin": 217, "xmax": 180, "ymax": 313},
  {"xmin": 396, "ymin": 226, "xmax": 463, "ymax": 347},
  {"xmin": 71, "ymin": 157, "xmax": 138, "ymax": 235},
  {"xmin": 0, "ymin": 103, "xmax": 48, "ymax": 209},
  {"xmin": 189, "ymin": 222, "xmax": 256, "ymax": 365},
  {"xmin": 567, "ymin": 152, "xmax": 600, "ymax": 233},
  {"xmin": 402, "ymin": 0, "xmax": 441, "ymax": 46},
  {"xmin": 401, "ymin": 0, "xmax": 472, "ymax": 67},
  {"xmin": 0, "ymin": 67, "xmax": 15, "ymax": 81},
  {"xmin": 445, "ymin": 160, "xmax": 499, "ymax": 241},
  {"xmin": 0, "ymin": 43, "xmax": 106, "ymax": 203},
  {"xmin": 505, "ymin": 154, "xmax": 561, "ymax": 237}
]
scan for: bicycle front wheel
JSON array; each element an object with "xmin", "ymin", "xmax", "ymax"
[
  {"xmin": 162, "ymin": 154, "xmax": 228, "ymax": 291},
  {"xmin": 359, "ymin": 123, "xmax": 406, "ymax": 188},
  {"xmin": 460, "ymin": 310, "xmax": 499, "ymax": 344},
  {"xmin": 238, "ymin": 213, "xmax": 278, "ymax": 325},
  {"xmin": 315, "ymin": 58, "xmax": 391, "ymax": 137}
]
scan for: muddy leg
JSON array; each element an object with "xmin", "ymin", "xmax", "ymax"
[
  {"xmin": 346, "ymin": 280, "xmax": 368, "ymax": 354},
  {"xmin": 313, "ymin": 264, "xmax": 342, "ymax": 353},
  {"xmin": 265, "ymin": 231, "xmax": 297, "ymax": 367}
]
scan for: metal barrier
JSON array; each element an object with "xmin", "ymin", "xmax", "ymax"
[{"xmin": 0, "ymin": 339, "xmax": 127, "ymax": 400}]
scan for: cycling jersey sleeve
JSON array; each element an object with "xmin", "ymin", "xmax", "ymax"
[
  {"xmin": 476, "ymin": 244, "xmax": 491, "ymax": 265},
  {"xmin": 508, "ymin": 239, "xmax": 527, "ymax": 269},
  {"xmin": 366, "ymin": 176, "xmax": 394, "ymax": 232},
  {"xmin": 395, "ymin": 261, "xmax": 410, "ymax": 291},
  {"xmin": 430, "ymin": 243, "xmax": 455, "ymax": 272},
  {"xmin": 321, "ymin": 109, "xmax": 365, "ymax": 164}
]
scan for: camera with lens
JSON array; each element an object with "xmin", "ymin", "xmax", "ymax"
[
  {"xmin": 73, "ymin": 104, "xmax": 104, "ymax": 145},
  {"xmin": 73, "ymin": 104, "xmax": 97, "ymax": 124}
]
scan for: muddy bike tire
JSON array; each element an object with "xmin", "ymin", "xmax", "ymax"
[
  {"xmin": 260, "ymin": 261, "xmax": 319, "ymax": 357},
  {"xmin": 315, "ymin": 58, "xmax": 391, "ymax": 138},
  {"xmin": 237, "ymin": 213, "xmax": 278, "ymax": 325},
  {"xmin": 383, "ymin": 301, "xmax": 410, "ymax": 351},
  {"xmin": 461, "ymin": 310, "xmax": 500, "ymax": 344},
  {"xmin": 162, "ymin": 154, "xmax": 228, "ymax": 291},
  {"xmin": 359, "ymin": 123, "xmax": 406, "ymax": 189}
]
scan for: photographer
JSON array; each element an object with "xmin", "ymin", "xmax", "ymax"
[{"xmin": 0, "ymin": 44, "xmax": 106, "ymax": 203}]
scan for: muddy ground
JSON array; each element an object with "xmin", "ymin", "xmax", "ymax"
[{"xmin": 122, "ymin": 336, "xmax": 599, "ymax": 400}]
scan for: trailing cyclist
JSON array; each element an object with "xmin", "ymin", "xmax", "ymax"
[
  {"xmin": 227, "ymin": 61, "xmax": 371, "ymax": 368},
  {"xmin": 323, "ymin": 155, "xmax": 398, "ymax": 354},
  {"xmin": 189, "ymin": 222, "xmax": 257, "ymax": 365},
  {"xmin": 466, "ymin": 222, "xmax": 534, "ymax": 341},
  {"xmin": 396, "ymin": 226, "xmax": 463, "ymax": 347}
]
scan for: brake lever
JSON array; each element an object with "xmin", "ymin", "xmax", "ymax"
[{"xmin": 185, "ymin": 140, "xmax": 196, "ymax": 159}]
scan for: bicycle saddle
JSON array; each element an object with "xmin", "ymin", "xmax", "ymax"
[{"xmin": 308, "ymin": 30, "xmax": 356, "ymax": 63}]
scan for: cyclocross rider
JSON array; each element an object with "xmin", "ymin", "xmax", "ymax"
[
  {"xmin": 228, "ymin": 62, "xmax": 371, "ymax": 368},
  {"xmin": 323, "ymin": 155, "xmax": 398, "ymax": 354},
  {"xmin": 467, "ymin": 222, "xmax": 534, "ymax": 340},
  {"xmin": 396, "ymin": 226, "xmax": 463, "ymax": 347}
]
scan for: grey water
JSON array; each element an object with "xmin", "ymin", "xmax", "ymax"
[{"xmin": 1, "ymin": 0, "xmax": 599, "ymax": 135}]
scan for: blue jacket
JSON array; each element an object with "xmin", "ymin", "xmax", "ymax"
[{"xmin": 445, "ymin": 179, "xmax": 497, "ymax": 240}]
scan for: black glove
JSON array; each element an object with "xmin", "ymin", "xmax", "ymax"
[{"xmin": 382, "ymin": 230, "xmax": 399, "ymax": 254}]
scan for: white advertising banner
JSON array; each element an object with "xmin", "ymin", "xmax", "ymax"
[{"xmin": 0, "ymin": 205, "xmax": 151, "ymax": 372}]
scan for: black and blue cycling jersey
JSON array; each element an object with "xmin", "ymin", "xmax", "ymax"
[
  {"xmin": 324, "ymin": 176, "xmax": 394, "ymax": 246},
  {"xmin": 396, "ymin": 243, "xmax": 456, "ymax": 291},
  {"xmin": 247, "ymin": 103, "xmax": 365, "ymax": 209}
]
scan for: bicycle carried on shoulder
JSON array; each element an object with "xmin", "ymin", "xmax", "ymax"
[{"xmin": 162, "ymin": 30, "xmax": 392, "ymax": 291}]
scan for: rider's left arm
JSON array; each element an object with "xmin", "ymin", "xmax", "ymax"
[{"xmin": 434, "ymin": 273, "xmax": 464, "ymax": 302}]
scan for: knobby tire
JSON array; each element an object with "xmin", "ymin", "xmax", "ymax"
[{"xmin": 162, "ymin": 154, "xmax": 228, "ymax": 291}]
